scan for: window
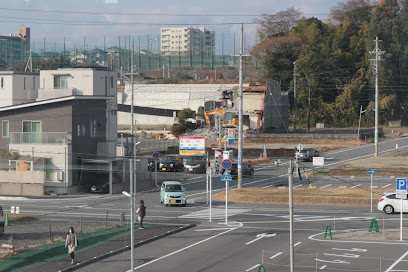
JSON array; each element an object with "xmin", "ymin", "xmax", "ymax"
[
  {"xmin": 2, "ymin": 121, "xmax": 8, "ymax": 137},
  {"xmin": 77, "ymin": 125, "xmax": 81, "ymax": 136},
  {"xmin": 110, "ymin": 76, "xmax": 113, "ymax": 88},
  {"xmin": 45, "ymin": 158, "xmax": 53, "ymax": 180},
  {"xmin": 82, "ymin": 124, "xmax": 86, "ymax": 136},
  {"xmin": 23, "ymin": 121, "xmax": 41, "ymax": 132},
  {"xmin": 54, "ymin": 76, "xmax": 68, "ymax": 88},
  {"xmin": 0, "ymin": 77, "xmax": 3, "ymax": 88},
  {"xmin": 105, "ymin": 76, "xmax": 108, "ymax": 96}
]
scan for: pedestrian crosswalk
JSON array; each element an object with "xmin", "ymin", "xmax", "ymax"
[{"xmin": 178, "ymin": 208, "xmax": 250, "ymax": 220}]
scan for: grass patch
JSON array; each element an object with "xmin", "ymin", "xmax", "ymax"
[
  {"xmin": 213, "ymin": 188, "xmax": 385, "ymax": 206},
  {"xmin": 7, "ymin": 215, "xmax": 40, "ymax": 225}
]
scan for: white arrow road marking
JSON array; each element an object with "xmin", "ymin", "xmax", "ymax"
[
  {"xmin": 270, "ymin": 252, "xmax": 282, "ymax": 259},
  {"xmin": 350, "ymin": 184, "xmax": 361, "ymax": 188},
  {"xmin": 332, "ymin": 248, "xmax": 367, "ymax": 253},
  {"xmin": 246, "ymin": 233, "xmax": 276, "ymax": 245},
  {"xmin": 246, "ymin": 264, "xmax": 261, "ymax": 271},
  {"xmin": 315, "ymin": 259, "xmax": 349, "ymax": 264},
  {"xmin": 324, "ymin": 253, "xmax": 360, "ymax": 258}
]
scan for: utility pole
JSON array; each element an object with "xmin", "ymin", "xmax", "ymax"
[
  {"xmin": 369, "ymin": 37, "xmax": 385, "ymax": 157},
  {"xmin": 131, "ymin": 40, "xmax": 134, "ymax": 153},
  {"xmin": 307, "ymin": 84, "xmax": 311, "ymax": 133},
  {"xmin": 288, "ymin": 160, "xmax": 294, "ymax": 272},
  {"xmin": 293, "ymin": 62, "xmax": 299, "ymax": 131},
  {"xmin": 129, "ymin": 159, "xmax": 135, "ymax": 271},
  {"xmin": 238, "ymin": 23, "xmax": 244, "ymax": 189}
]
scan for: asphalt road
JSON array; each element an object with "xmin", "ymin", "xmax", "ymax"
[{"xmin": 2, "ymin": 136, "xmax": 408, "ymax": 271}]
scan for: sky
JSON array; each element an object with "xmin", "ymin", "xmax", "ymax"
[{"xmin": 0, "ymin": 0, "xmax": 341, "ymax": 54}]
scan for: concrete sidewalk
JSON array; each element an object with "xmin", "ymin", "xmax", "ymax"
[{"xmin": 0, "ymin": 223, "xmax": 194, "ymax": 272}]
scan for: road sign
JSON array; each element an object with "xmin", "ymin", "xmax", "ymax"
[
  {"xmin": 313, "ymin": 157, "xmax": 324, "ymax": 166},
  {"xmin": 221, "ymin": 170, "xmax": 232, "ymax": 182},
  {"xmin": 228, "ymin": 129, "xmax": 235, "ymax": 137},
  {"xmin": 396, "ymin": 190, "xmax": 407, "ymax": 199},
  {"xmin": 222, "ymin": 159, "xmax": 232, "ymax": 170},
  {"xmin": 152, "ymin": 152, "xmax": 160, "ymax": 159},
  {"xmin": 367, "ymin": 169, "xmax": 376, "ymax": 175},
  {"xmin": 228, "ymin": 138, "xmax": 235, "ymax": 145},
  {"xmin": 396, "ymin": 178, "xmax": 407, "ymax": 190}
]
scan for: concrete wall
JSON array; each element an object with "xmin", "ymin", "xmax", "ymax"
[
  {"xmin": 123, "ymin": 84, "xmax": 249, "ymax": 112},
  {"xmin": 0, "ymin": 170, "xmax": 45, "ymax": 196},
  {"xmin": 118, "ymin": 111, "xmax": 175, "ymax": 126}
]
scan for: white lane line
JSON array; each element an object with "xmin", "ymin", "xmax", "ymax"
[
  {"xmin": 350, "ymin": 184, "xmax": 361, "ymax": 189},
  {"xmin": 132, "ymin": 227, "xmax": 238, "ymax": 271},
  {"xmin": 385, "ymin": 250, "xmax": 408, "ymax": 272},
  {"xmin": 195, "ymin": 228, "xmax": 232, "ymax": 232},
  {"xmin": 319, "ymin": 265, "xmax": 327, "ymax": 269},
  {"xmin": 294, "ymin": 242, "xmax": 302, "ymax": 247},
  {"xmin": 246, "ymin": 233, "xmax": 276, "ymax": 245},
  {"xmin": 246, "ymin": 264, "xmax": 261, "ymax": 271},
  {"xmin": 320, "ymin": 184, "xmax": 331, "ymax": 189},
  {"xmin": 294, "ymin": 184, "xmax": 302, "ymax": 188},
  {"xmin": 270, "ymin": 252, "xmax": 282, "ymax": 259},
  {"xmin": 382, "ymin": 184, "xmax": 391, "ymax": 188}
]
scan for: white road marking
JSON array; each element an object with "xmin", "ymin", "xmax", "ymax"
[
  {"xmin": 350, "ymin": 184, "xmax": 361, "ymax": 189},
  {"xmin": 324, "ymin": 253, "xmax": 359, "ymax": 258},
  {"xmin": 320, "ymin": 184, "xmax": 331, "ymax": 189},
  {"xmin": 270, "ymin": 252, "xmax": 282, "ymax": 259},
  {"xmin": 195, "ymin": 228, "xmax": 232, "ymax": 232},
  {"xmin": 382, "ymin": 184, "xmax": 391, "ymax": 188},
  {"xmin": 385, "ymin": 250, "xmax": 408, "ymax": 272},
  {"xmin": 315, "ymin": 259, "xmax": 349, "ymax": 264},
  {"xmin": 319, "ymin": 265, "xmax": 327, "ymax": 269},
  {"xmin": 178, "ymin": 208, "xmax": 250, "ymax": 220},
  {"xmin": 246, "ymin": 264, "xmax": 261, "ymax": 271},
  {"xmin": 132, "ymin": 227, "xmax": 239, "ymax": 270},
  {"xmin": 294, "ymin": 242, "xmax": 302, "ymax": 247},
  {"xmin": 332, "ymin": 248, "xmax": 367, "ymax": 252},
  {"xmin": 245, "ymin": 233, "xmax": 276, "ymax": 245},
  {"xmin": 294, "ymin": 184, "xmax": 302, "ymax": 188}
]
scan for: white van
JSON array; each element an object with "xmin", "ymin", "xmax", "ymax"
[{"xmin": 160, "ymin": 181, "xmax": 186, "ymax": 206}]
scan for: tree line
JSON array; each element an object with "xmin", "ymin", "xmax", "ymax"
[{"xmin": 251, "ymin": 0, "xmax": 408, "ymax": 128}]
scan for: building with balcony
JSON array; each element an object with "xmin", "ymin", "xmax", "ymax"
[
  {"xmin": 0, "ymin": 67, "xmax": 118, "ymax": 195},
  {"xmin": 160, "ymin": 27, "xmax": 215, "ymax": 56}
]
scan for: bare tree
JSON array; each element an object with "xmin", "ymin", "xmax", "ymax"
[
  {"xmin": 253, "ymin": 7, "xmax": 302, "ymax": 42},
  {"xmin": 329, "ymin": 0, "xmax": 374, "ymax": 24}
]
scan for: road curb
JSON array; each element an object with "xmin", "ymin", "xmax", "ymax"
[{"xmin": 58, "ymin": 224, "xmax": 196, "ymax": 272}]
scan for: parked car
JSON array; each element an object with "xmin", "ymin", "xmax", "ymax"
[
  {"xmin": 304, "ymin": 148, "xmax": 319, "ymax": 157},
  {"xmin": 159, "ymin": 155, "xmax": 184, "ymax": 172},
  {"xmin": 0, "ymin": 206, "xmax": 4, "ymax": 236},
  {"xmin": 222, "ymin": 163, "xmax": 254, "ymax": 177},
  {"xmin": 185, "ymin": 154, "xmax": 207, "ymax": 174},
  {"xmin": 160, "ymin": 181, "xmax": 186, "ymax": 206},
  {"xmin": 378, "ymin": 192, "xmax": 408, "ymax": 214},
  {"xmin": 85, "ymin": 173, "xmax": 120, "ymax": 194}
]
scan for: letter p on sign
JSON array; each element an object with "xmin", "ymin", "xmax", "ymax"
[{"xmin": 396, "ymin": 178, "xmax": 407, "ymax": 190}]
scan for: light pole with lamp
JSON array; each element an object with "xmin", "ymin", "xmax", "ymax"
[
  {"xmin": 357, "ymin": 105, "xmax": 366, "ymax": 141},
  {"xmin": 122, "ymin": 158, "xmax": 134, "ymax": 271}
]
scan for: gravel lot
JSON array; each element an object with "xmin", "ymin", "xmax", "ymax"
[{"xmin": 334, "ymin": 228, "xmax": 408, "ymax": 241}]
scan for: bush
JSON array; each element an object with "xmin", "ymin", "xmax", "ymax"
[{"xmin": 171, "ymin": 123, "xmax": 186, "ymax": 135}]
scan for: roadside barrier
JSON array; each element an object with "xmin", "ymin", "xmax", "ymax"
[
  {"xmin": 324, "ymin": 225, "xmax": 332, "ymax": 239},
  {"xmin": 369, "ymin": 219, "xmax": 379, "ymax": 233}
]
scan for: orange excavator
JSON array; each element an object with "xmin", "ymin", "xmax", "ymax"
[{"xmin": 204, "ymin": 109, "xmax": 238, "ymax": 128}]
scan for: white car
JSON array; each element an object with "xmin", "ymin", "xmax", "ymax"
[{"xmin": 378, "ymin": 192, "xmax": 408, "ymax": 214}]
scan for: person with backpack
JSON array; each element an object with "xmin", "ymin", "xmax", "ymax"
[{"xmin": 137, "ymin": 200, "xmax": 146, "ymax": 229}]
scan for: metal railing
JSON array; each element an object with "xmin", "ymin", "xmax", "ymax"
[{"xmin": 10, "ymin": 132, "xmax": 72, "ymax": 145}]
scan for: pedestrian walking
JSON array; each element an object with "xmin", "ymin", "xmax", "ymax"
[
  {"xmin": 137, "ymin": 200, "xmax": 146, "ymax": 229},
  {"xmin": 65, "ymin": 227, "xmax": 78, "ymax": 264}
]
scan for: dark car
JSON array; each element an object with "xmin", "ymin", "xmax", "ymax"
[
  {"xmin": 222, "ymin": 163, "xmax": 254, "ymax": 178},
  {"xmin": 295, "ymin": 148, "xmax": 319, "ymax": 162},
  {"xmin": 185, "ymin": 154, "xmax": 207, "ymax": 174},
  {"xmin": 159, "ymin": 154, "xmax": 184, "ymax": 172},
  {"xmin": 85, "ymin": 173, "xmax": 120, "ymax": 194},
  {"xmin": 304, "ymin": 148, "xmax": 319, "ymax": 157}
]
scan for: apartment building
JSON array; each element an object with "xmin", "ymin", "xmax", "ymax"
[
  {"xmin": 0, "ymin": 27, "xmax": 30, "ymax": 70},
  {"xmin": 160, "ymin": 27, "xmax": 215, "ymax": 56}
]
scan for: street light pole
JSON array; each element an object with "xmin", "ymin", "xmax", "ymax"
[{"xmin": 238, "ymin": 23, "xmax": 244, "ymax": 189}]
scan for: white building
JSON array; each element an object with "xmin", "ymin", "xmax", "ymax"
[
  {"xmin": 0, "ymin": 71, "xmax": 39, "ymax": 107},
  {"xmin": 160, "ymin": 27, "xmax": 215, "ymax": 56}
]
